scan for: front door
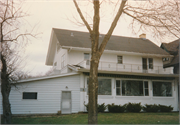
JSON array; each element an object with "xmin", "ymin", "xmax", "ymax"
[{"xmin": 61, "ymin": 91, "xmax": 71, "ymax": 114}]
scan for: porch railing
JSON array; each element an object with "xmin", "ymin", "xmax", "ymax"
[{"xmin": 77, "ymin": 60, "xmax": 173, "ymax": 74}]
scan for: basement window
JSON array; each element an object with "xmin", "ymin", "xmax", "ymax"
[{"xmin": 23, "ymin": 92, "xmax": 37, "ymax": 99}]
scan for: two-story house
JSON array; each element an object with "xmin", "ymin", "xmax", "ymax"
[{"xmin": 0, "ymin": 28, "xmax": 179, "ymax": 115}]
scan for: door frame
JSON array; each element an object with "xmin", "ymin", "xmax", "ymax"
[{"xmin": 61, "ymin": 91, "xmax": 72, "ymax": 114}]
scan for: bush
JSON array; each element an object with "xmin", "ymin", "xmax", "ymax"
[
  {"xmin": 142, "ymin": 104, "xmax": 159, "ymax": 112},
  {"xmin": 108, "ymin": 103, "xmax": 126, "ymax": 113},
  {"xmin": 126, "ymin": 102, "xmax": 142, "ymax": 112},
  {"xmin": 159, "ymin": 104, "xmax": 173, "ymax": 112},
  {"xmin": 84, "ymin": 103, "xmax": 107, "ymax": 112},
  {"xmin": 98, "ymin": 103, "xmax": 107, "ymax": 112}
]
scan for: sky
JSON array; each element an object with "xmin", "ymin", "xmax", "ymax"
[{"xmin": 20, "ymin": 0, "xmax": 176, "ymax": 76}]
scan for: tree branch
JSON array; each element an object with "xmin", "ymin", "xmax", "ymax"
[
  {"xmin": 73, "ymin": 0, "xmax": 92, "ymax": 33},
  {"xmin": 98, "ymin": 0, "xmax": 127, "ymax": 57}
]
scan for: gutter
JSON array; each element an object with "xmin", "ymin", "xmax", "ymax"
[{"xmin": 62, "ymin": 46, "xmax": 173, "ymax": 58}]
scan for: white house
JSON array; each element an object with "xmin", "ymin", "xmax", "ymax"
[{"xmin": 0, "ymin": 28, "xmax": 179, "ymax": 115}]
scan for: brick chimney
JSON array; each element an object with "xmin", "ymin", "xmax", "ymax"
[{"xmin": 139, "ymin": 33, "xmax": 146, "ymax": 39}]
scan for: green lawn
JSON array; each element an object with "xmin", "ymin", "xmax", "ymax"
[{"xmin": 10, "ymin": 112, "xmax": 179, "ymax": 124}]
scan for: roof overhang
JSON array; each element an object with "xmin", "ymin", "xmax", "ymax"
[
  {"xmin": 15, "ymin": 72, "xmax": 79, "ymax": 84},
  {"xmin": 62, "ymin": 46, "xmax": 173, "ymax": 58},
  {"xmin": 46, "ymin": 29, "xmax": 57, "ymax": 65}
]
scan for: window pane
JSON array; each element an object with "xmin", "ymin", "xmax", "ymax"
[
  {"xmin": 98, "ymin": 79, "xmax": 111, "ymax": 95},
  {"xmin": 153, "ymin": 82, "xmax": 172, "ymax": 96},
  {"xmin": 144, "ymin": 81, "xmax": 148, "ymax": 88},
  {"xmin": 84, "ymin": 53, "xmax": 90, "ymax": 60},
  {"xmin": 122, "ymin": 80, "xmax": 143, "ymax": 96},
  {"xmin": 87, "ymin": 78, "xmax": 111, "ymax": 95},
  {"xmin": 142, "ymin": 58, "xmax": 147, "ymax": 70},
  {"xmin": 145, "ymin": 89, "xmax": 149, "ymax": 96},
  {"xmin": 116, "ymin": 88, "xmax": 120, "ymax": 95},
  {"xmin": 117, "ymin": 56, "xmax": 122, "ymax": 64},
  {"xmin": 23, "ymin": 92, "xmax": 37, "ymax": 99},
  {"xmin": 116, "ymin": 80, "xmax": 120, "ymax": 87},
  {"xmin": 148, "ymin": 58, "xmax": 153, "ymax": 69}
]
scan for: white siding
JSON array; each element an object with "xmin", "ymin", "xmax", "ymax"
[
  {"xmin": 0, "ymin": 75, "xmax": 80, "ymax": 115},
  {"xmin": 83, "ymin": 77, "xmax": 179, "ymax": 112}
]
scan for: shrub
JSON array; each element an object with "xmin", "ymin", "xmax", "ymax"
[
  {"xmin": 159, "ymin": 104, "xmax": 173, "ymax": 112},
  {"xmin": 98, "ymin": 103, "xmax": 107, "ymax": 112},
  {"xmin": 84, "ymin": 103, "xmax": 107, "ymax": 112},
  {"xmin": 142, "ymin": 104, "xmax": 159, "ymax": 112},
  {"xmin": 108, "ymin": 103, "xmax": 126, "ymax": 113},
  {"xmin": 126, "ymin": 102, "xmax": 142, "ymax": 112}
]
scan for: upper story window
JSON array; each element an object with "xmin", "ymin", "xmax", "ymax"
[
  {"xmin": 61, "ymin": 54, "xmax": 65, "ymax": 68},
  {"xmin": 84, "ymin": 53, "xmax": 90, "ymax": 65},
  {"xmin": 23, "ymin": 92, "xmax": 37, "ymax": 99},
  {"xmin": 117, "ymin": 56, "xmax": 123, "ymax": 64},
  {"xmin": 142, "ymin": 58, "xmax": 153, "ymax": 70},
  {"xmin": 153, "ymin": 81, "xmax": 172, "ymax": 97},
  {"xmin": 148, "ymin": 58, "xmax": 153, "ymax": 69}
]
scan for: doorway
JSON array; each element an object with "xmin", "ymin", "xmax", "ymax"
[{"xmin": 61, "ymin": 91, "xmax": 71, "ymax": 114}]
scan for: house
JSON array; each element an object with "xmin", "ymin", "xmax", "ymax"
[
  {"xmin": 160, "ymin": 39, "xmax": 179, "ymax": 74},
  {"xmin": 0, "ymin": 28, "xmax": 179, "ymax": 115}
]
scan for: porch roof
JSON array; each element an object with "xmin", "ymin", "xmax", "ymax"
[{"xmin": 78, "ymin": 69, "xmax": 178, "ymax": 80}]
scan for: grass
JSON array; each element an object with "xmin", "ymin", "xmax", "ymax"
[{"xmin": 10, "ymin": 112, "xmax": 179, "ymax": 124}]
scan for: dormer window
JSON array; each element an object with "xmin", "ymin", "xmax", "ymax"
[{"xmin": 117, "ymin": 56, "xmax": 123, "ymax": 64}]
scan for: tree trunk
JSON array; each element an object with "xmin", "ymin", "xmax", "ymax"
[
  {"xmin": 88, "ymin": 56, "xmax": 99, "ymax": 124},
  {"xmin": 1, "ymin": 54, "xmax": 12, "ymax": 124}
]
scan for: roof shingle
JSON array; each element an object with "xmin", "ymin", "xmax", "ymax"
[{"xmin": 53, "ymin": 28, "xmax": 170, "ymax": 55}]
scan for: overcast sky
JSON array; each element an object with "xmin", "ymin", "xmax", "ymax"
[{"xmin": 21, "ymin": 0, "xmax": 175, "ymax": 76}]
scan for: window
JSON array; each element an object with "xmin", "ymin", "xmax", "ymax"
[
  {"xmin": 142, "ymin": 58, "xmax": 153, "ymax": 70},
  {"xmin": 117, "ymin": 56, "xmax": 123, "ymax": 64},
  {"xmin": 144, "ymin": 81, "xmax": 149, "ymax": 96},
  {"xmin": 23, "ymin": 92, "xmax": 37, "ymax": 99},
  {"xmin": 153, "ymin": 81, "xmax": 172, "ymax": 97},
  {"xmin": 84, "ymin": 53, "xmax": 90, "ymax": 65},
  {"xmin": 61, "ymin": 54, "xmax": 65, "ymax": 68},
  {"xmin": 122, "ymin": 80, "xmax": 143, "ymax": 96},
  {"xmin": 148, "ymin": 58, "xmax": 153, "ymax": 69},
  {"xmin": 87, "ymin": 78, "xmax": 111, "ymax": 95},
  {"xmin": 116, "ymin": 80, "xmax": 121, "ymax": 95}
]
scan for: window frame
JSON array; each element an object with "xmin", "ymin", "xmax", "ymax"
[
  {"xmin": 117, "ymin": 56, "xmax": 123, "ymax": 64},
  {"xmin": 84, "ymin": 53, "xmax": 90, "ymax": 65},
  {"xmin": 22, "ymin": 92, "xmax": 37, "ymax": 100},
  {"xmin": 152, "ymin": 81, "xmax": 172, "ymax": 97},
  {"xmin": 148, "ymin": 58, "xmax": 153, "ymax": 69},
  {"xmin": 115, "ymin": 79, "xmax": 149, "ymax": 96},
  {"xmin": 86, "ymin": 77, "xmax": 112, "ymax": 95}
]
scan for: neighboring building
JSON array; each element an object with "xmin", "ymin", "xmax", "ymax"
[
  {"xmin": 0, "ymin": 28, "xmax": 179, "ymax": 115},
  {"xmin": 161, "ymin": 39, "xmax": 179, "ymax": 74}
]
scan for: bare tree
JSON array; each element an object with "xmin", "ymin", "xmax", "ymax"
[
  {"xmin": 73, "ymin": 0, "xmax": 180, "ymax": 124},
  {"xmin": 0, "ymin": 0, "xmax": 39, "ymax": 123}
]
